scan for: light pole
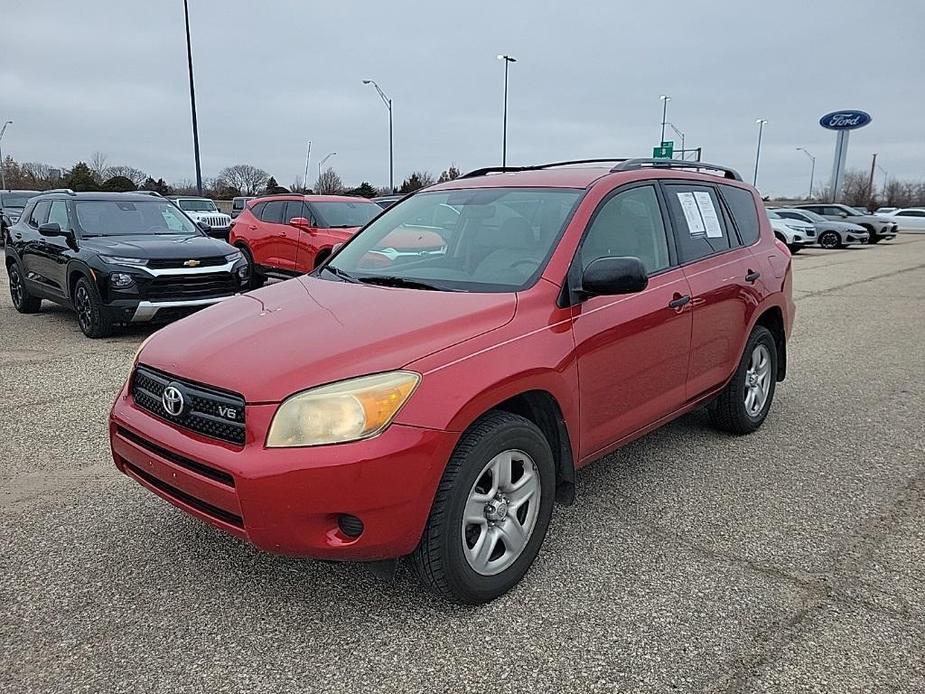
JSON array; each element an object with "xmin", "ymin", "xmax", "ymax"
[
  {"xmin": 362, "ymin": 80, "xmax": 393, "ymax": 193},
  {"xmin": 318, "ymin": 152, "xmax": 336, "ymax": 182},
  {"xmin": 659, "ymin": 95, "xmax": 670, "ymax": 145},
  {"xmin": 497, "ymin": 55, "xmax": 517, "ymax": 167},
  {"xmin": 302, "ymin": 140, "xmax": 312, "ymax": 192},
  {"xmin": 0, "ymin": 120, "xmax": 11, "ymax": 190},
  {"xmin": 753, "ymin": 119, "xmax": 768, "ymax": 188},
  {"xmin": 182, "ymin": 0, "xmax": 203, "ymax": 196},
  {"xmin": 796, "ymin": 147, "xmax": 815, "ymax": 199},
  {"xmin": 666, "ymin": 121, "xmax": 685, "ymax": 159}
]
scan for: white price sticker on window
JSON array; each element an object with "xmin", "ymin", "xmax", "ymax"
[
  {"xmin": 676, "ymin": 192, "xmax": 705, "ymax": 235},
  {"xmin": 694, "ymin": 191, "xmax": 723, "ymax": 238}
]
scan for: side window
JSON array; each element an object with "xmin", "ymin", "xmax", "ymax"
[
  {"xmin": 823, "ymin": 206, "xmax": 843, "ymax": 216},
  {"xmin": 802, "ymin": 206, "xmax": 822, "ymax": 215},
  {"xmin": 898, "ymin": 210, "xmax": 923, "ymax": 217},
  {"xmin": 718, "ymin": 185, "xmax": 760, "ymax": 246},
  {"xmin": 664, "ymin": 183, "xmax": 731, "ymax": 262},
  {"xmin": 580, "ymin": 185, "xmax": 670, "ymax": 274},
  {"xmin": 284, "ymin": 201, "xmax": 305, "ymax": 224},
  {"xmin": 249, "ymin": 202, "xmax": 265, "ymax": 219},
  {"xmin": 47, "ymin": 201, "xmax": 71, "ymax": 229},
  {"xmin": 261, "ymin": 201, "xmax": 285, "ymax": 224},
  {"xmin": 29, "ymin": 201, "xmax": 51, "ymax": 227}
]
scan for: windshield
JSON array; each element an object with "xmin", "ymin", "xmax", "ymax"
[
  {"xmin": 794, "ymin": 209, "xmax": 824, "ymax": 222},
  {"xmin": 766, "ymin": 210, "xmax": 782, "ymax": 219},
  {"xmin": 313, "ymin": 200, "xmax": 380, "ymax": 228},
  {"xmin": 177, "ymin": 199, "xmax": 217, "ymax": 212},
  {"xmin": 848, "ymin": 206, "xmax": 867, "ymax": 215},
  {"xmin": 1, "ymin": 193, "xmax": 38, "ymax": 208},
  {"xmin": 327, "ymin": 187, "xmax": 583, "ymax": 292},
  {"xmin": 74, "ymin": 200, "xmax": 201, "ymax": 236}
]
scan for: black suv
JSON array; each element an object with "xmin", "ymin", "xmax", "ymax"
[{"xmin": 5, "ymin": 190, "xmax": 249, "ymax": 338}]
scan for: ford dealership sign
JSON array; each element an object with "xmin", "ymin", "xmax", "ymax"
[{"xmin": 819, "ymin": 110, "xmax": 872, "ymax": 130}]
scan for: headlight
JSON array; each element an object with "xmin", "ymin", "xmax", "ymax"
[
  {"xmin": 100, "ymin": 255, "xmax": 149, "ymax": 267},
  {"xmin": 267, "ymin": 371, "xmax": 421, "ymax": 447},
  {"xmin": 225, "ymin": 251, "xmax": 243, "ymax": 263}
]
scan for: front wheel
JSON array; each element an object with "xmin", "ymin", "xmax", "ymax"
[
  {"xmin": 239, "ymin": 246, "xmax": 265, "ymax": 290},
  {"xmin": 411, "ymin": 411, "xmax": 556, "ymax": 604},
  {"xmin": 74, "ymin": 276, "xmax": 114, "ymax": 338},
  {"xmin": 786, "ymin": 244, "xmax": 802, "ymax": 254},
  {"xmin": 818, "ymin": 230, "xmax": 841, "ymax": 249},
  {"xmin": 709, "ymin": 325, "xmax": 778, "ymax": 435}
]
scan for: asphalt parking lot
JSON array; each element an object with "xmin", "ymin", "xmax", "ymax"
[{"xmin": 2, "ymin": 237, "xmax": 923, "ymax": 693}]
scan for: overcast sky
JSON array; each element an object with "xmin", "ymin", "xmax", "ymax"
[{"xmin": 1, "ymin": 1, "xmax": 922, "ymax": 196}]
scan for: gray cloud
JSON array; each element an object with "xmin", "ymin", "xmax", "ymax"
[{"xmin": 1, "ymin": 0, "xmax": 922, "ymax": 196}]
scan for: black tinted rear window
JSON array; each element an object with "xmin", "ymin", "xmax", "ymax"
[{"xmin": 719, "ymin": 185, "xmax": 760, "ymax": 246}]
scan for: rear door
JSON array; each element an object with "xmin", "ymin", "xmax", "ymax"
[
  {"xmin": 285, "ymin": 200, "xmax": 316, "ymax": 273},
  {"xmin": 21, "ymin": 200, "xmax": 51, "ymax": 289},
  {"xmin": 249, "ymin": 200, "xmax": 292, "ymax": 271},
  {"xmin": 662, "ymin": 180, "xmax": 762, "ymax": 400},
  {"xmin": 35, "ymin": 200, "xmax": 73, "ymax": 295}
]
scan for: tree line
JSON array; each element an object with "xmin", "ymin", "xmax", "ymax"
[{"xmin": 0, "ymin": 152, "xmax": 461, "ymax": 199}]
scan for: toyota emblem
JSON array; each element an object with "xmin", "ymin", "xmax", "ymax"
[{"xmin": 162, "ymin": 384, "xmax": 185, "ymax": 417}]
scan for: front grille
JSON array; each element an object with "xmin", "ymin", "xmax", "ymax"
[
  {"xmin": 148, "ymin": 256, "xmax": 227, "ymax": 269},
  {"xmin": 203, "ymin": 214, "xmax": 230, "ymax": 228},
  {"xmin": 132, "ymin": 365, "xmax": 246, "ymax": 445},
  {"xmin": 146, "ymin": 272, "xmax": 237, "ymax": 300}
]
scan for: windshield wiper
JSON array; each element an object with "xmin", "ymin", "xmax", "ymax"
[
  {"xmin": 355, "ymin": 275, "xmax": 452, "ymax": 291},
  {"xmin": 321, "ymin": 265, "xmax": 360, "ymax": 283},
  {"xmin": 326, "ymin": 224, "xmax": 358, "ymax": 228}
]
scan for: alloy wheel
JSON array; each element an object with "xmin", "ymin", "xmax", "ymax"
[
  {"xmin": 820, "ymin": 231, "xmax": 839, "ymax": 249},
  {"xmin": 75, "ymin": 285, "xmax": 93, "ymax": 331},
  {"xmin": 9, "ymin": 265, "xmax": 24, "ymax": 308},
  {"xmin": 462, "ymin": 449, "xmax": 541, "ymax": 576},
  {"xmin": 744, "ymin": 344, "xmax": 772, "ymax": 417}
]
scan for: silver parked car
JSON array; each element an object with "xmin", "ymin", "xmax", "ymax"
[
  {"xmin": 795, "ymin": 203, "xmax": 897, "ymax": 244},
  {"xmin": 772, "ymin": 208, "xmax": 869, "ymax": 249}
]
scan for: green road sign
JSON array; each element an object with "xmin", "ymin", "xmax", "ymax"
[{"xmin": 653, "ymin": 143, "xmax": 674, "ymax": 159}]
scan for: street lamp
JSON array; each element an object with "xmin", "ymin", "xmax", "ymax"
[
  {"xmin": 318, "ymin": 152, "xmax": 336, "ymax": 181},
  {"xmin": 666, "ymin": 121, "xmax": 685, "ymax": 159},
  {"xmin": 182, "ymin": 0, "xmax": 203, "ymax": 196},
  {"xmin": 302, "ymin": 140, "xmax": 312, "ymax": 192},
  {"xmin": 659, "ymin": 95, "xmax": 671, "ymax": 146},
  {"xmin": 362, "ymin": 79, "xmax": 393, "ymax": 193},
  {"xmin": 0, "ymin": 120, "xmax": 12, "ymax": 190},
  {"xmin": 796, "ymin": 147, "xmax": 815, "ymax": 199},
  {"xmin": 753, "ymin": 119, "xmax": 768, "ymax": 188},
  {"xmin": 497, "ymin": 54, "xmax": 517, "ymax": 167}
]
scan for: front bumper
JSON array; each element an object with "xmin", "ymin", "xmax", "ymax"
[
  {"xmin": 843, "ymin": 231, "xmax": 869, "ymax": 245},
  {"xmin": 109, "ymin": 382, "xmax": 458, "ymax": 560},
  {"xmin": 130, "ymin": 295, "xmax": 233, "ymax": 322},
  {"xmin": 873, "ymin": 224, "xmax": 897, "ymax": 238}
]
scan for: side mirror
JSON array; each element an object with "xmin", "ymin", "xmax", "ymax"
[
  {"xmin": 839, "ymin": 212, "xmax": 848, "ymax": 218},
  {"xmin": 580, "ymin": 256, "xmax": 648, "ymax": 297},
  {"xmin": 196, "ymin": 221, "xmax": 211, "ymax": 232},
  {"xmin": 288, "ymin": 216, "xmax": 313, "ymax": 230},
  {"xmin": 38, "ymin": 222, "xmax": 66, "ymax": 237}
]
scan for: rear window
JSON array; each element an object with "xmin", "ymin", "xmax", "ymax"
[
  {"xmin": 664, "ymin": 183, "xmax": 732, "ymax": 262},
  {"xmin": 719, "ymin": 185, "xmax": 760, "ymax": 246}
]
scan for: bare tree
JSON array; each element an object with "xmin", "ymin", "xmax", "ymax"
[
  {"xmin": 89, "ymin": 151, "xmax": 109, "ymax": 181},
  {"xmin": 217, "ymin": 164, "xmax": 270, "ymax": 196},
  {"xmin": 106, "ymin": 165, "xmax": 148, "ymax": 188},
  {"xmin": 438, "ymin": 164, "xmax": 461, "ymax": 183},
  {"xmin": 315, "ymin": 167, "xmax": 344, "ymax": 195},
  {"xmin": 840, "ymin": 169, "xmax": 870, "ymax": 208}
]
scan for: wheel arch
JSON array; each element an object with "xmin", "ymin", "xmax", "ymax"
[
  {"xmin": 752, "ymin": 305, "xmax": 787, "ymax": 382},
  {"xmin": 66, "ymin": 262, "xmax": 96, "ymax": 302},
  {"xmin": 313, "ymin": 246, "xmax": 333, "ymax": 268}
]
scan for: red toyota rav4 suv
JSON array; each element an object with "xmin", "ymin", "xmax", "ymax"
[
  {"xmin": 229, "ymin": 194, "xmax": 381, "ymax": 287},
  {"xmin": 111, "ymin": 159, "xmax": 794, "ymax": 604}
]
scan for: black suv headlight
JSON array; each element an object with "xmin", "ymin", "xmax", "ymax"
[
  {"xmin": 224, "ymin": 251, "xmax": 243, "ymax": 263},
  {"xmin": 110, "ymin": 272, "xmax": 136, "ymax": 289}
]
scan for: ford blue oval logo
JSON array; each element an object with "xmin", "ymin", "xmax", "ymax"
[{"xmin": 819, "ymin": 110, "xmax": 871, "ymax": 130}]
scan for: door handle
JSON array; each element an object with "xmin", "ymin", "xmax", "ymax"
[
  {"xmin": 745, "ymin": 269, "xmax": 761, "ymax": 283},
  {"xmin": 668, "ymin": 293, "xmax": 691, "ymax": 309},
  {"xmin": 249, "ymin": 225, "xmax": 257, "ymax": 230}
]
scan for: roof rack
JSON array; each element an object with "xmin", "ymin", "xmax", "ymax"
[
  {"xmin": 459, "ymin": 159, "xmax": 629, "ymax": 179},
  {"xmin": 39, "ymin": 188, "xmax": 77, "ymax": 196},
  {"xmin": 611, "ymin": 158, "xmax": 742, "ymax": 181},
  {"xmin": 131, "ymin": 190, "xmax": 162, "ymax": 196}
]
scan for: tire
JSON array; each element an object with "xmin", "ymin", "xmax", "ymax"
[
  {"xmin": 411, "ymin": 411, "xmax": 556, "ymax": 604},
  {"xmin": 819, "ymin": 230, "xmax": 841, "ymax": 249},
  {"xmin": 709, "ymin": 325, "xmax": 778, "ymax": 435},
  {"xmin": 786, "ymin": 244, "xmax": 802, "ymax": 254},
  {"xmin": 866, "ymin": 227, "xmax": 881, "ymax": 244},
  {"xmin": 240, "ymin": 245, "xmax": 265, "ymax": 290},
  {"xmin": 8, "ymin": 260, "xmax": 42, "ymax": 313},
  {"xmin": 73, "ymin": 275, "xmax": 114, "ymax": 338}
]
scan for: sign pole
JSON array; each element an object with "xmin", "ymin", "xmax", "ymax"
[{"xmin": 830, "ymin": 130, "xmax": 849, "ymax": 202}]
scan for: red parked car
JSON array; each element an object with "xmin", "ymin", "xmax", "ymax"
[
  {"xmin": 111, "ymin": 159, "xmax": 794, "ymax": 603},
  {"xmin": 229, "ymin": 194, "xmax": 382, "ymax": 287}
]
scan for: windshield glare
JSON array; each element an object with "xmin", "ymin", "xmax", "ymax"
[
  {"xmin": 75, "ymin": 200, "xmax": 201, "ymax": 236},
  {"xmin": 313, "ymin": 200, "xmax": 380, "ymax": 228},
  {"xmin": 328, "ymin": 187, "xmax": 582, "ymax": 292},
  {"xmin": 178, "ymin": 199, "xmax": 217, "ymax": 212}
]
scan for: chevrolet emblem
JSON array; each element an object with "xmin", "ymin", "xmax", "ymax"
[{"xmin": 183, "ymin": 259, "xmax": 201, "ymax": 267}]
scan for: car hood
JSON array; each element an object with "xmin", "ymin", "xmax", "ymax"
[
  {"xmin": 774, "ymin": 219, "xmax": 813, "ymax": 230},
  {"xmin": 823, "ymin": 220, "xmax": 866, "ymax": 232},
  {"xmin": 80, "ymin": 233, "xmax": 233, "ymax": 259},
  {"xmin": 137, "ymin": 275, "xmax": 517, "ymax": 403}
]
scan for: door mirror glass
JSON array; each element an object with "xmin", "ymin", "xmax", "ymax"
[
  {"xmin": 196, "ymin": 220, "xmax": 211, "ymax": 232},
  {"xmin": 839, "ymin": 211, "xmax": 848, "ymax": 218},
  {"xmin": 288, "ymin": 216, "xmax": 312, "ymax": 229},
  {"xmin": 580, "ymin": 256, "xmax": 648, "ymax": 296},
  {"xmin": 38, "ymin": 222, "xmax": 65, "ymax": 237}
]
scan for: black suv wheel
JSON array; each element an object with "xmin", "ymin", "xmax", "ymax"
[
  {"xmin": 8, "ymin": 260, "xmax": 42, "ymax": 313},
  {"xmin": 74, "ymin": 276, "xmax": 114, "ymax": 338}
]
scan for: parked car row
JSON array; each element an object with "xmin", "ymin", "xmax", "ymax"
[{"xmin": 763, "ymin": 202, "xmax": 899, "ymax": 251}]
